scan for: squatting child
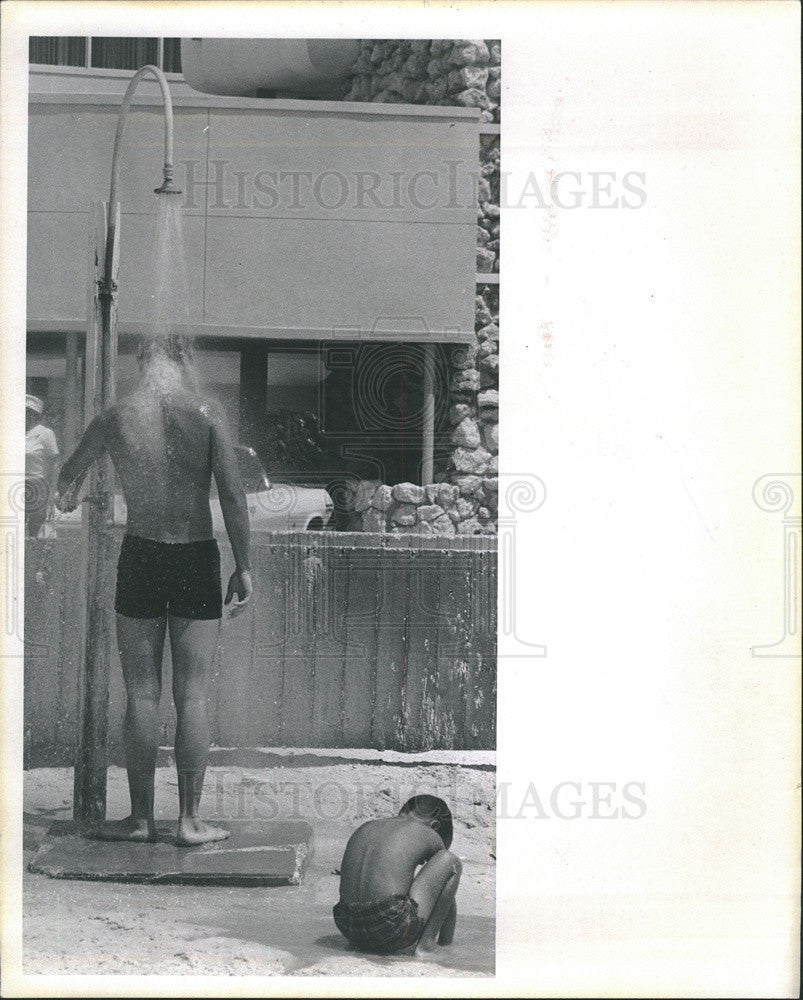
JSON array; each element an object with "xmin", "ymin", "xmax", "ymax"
[{"xmin": 333, "ymin": 794, "xmax": 461, "ymax": 955}]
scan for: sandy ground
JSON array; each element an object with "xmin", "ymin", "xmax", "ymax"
[{"xmin": 23, "ymin": 755, "xmax": 495, "ymax": 977}]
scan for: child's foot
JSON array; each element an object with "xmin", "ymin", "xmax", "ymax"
[
  {"xmin": 92, "ymin": 816, "xmax": 157, "ymax": 843},
  {"xmin": 176, "ymin": 817, "xmax": 230, "ymax": 846}
]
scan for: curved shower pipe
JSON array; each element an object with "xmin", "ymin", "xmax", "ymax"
[{"xmin": 100, "ymin": 64, "xmax": 181, "ymax": 404}]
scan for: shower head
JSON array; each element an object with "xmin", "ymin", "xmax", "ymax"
[
  {"xmin": 154, "ymin": 179, "xmax": 182, "ymax": 195},
  {"xmin": 154, "ymin": 165, "xmax": 182, "ymax": 196}
]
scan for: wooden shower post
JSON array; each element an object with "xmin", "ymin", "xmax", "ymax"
[
  {"xmin": 73, "ymin": 202, "xmax": 119, "ymax": 825},
  {"xmin": 64, "ymin": 331, "xmax": 79, "ymax": 456}
]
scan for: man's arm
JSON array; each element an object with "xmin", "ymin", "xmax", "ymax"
[
  {"xmin": 209, "ymin": 407, "xmax": 252, "ymax": 615},
  {"xmin": 56, "ymin": 414, "xmax": 108, "ymax": 510}
]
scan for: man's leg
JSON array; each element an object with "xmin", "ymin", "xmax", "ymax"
[
  {"xmin": 407, "ymin": 850, "xmax": 462, "ymax": 953},
  {"xmin": 94, "ymin": 614, "xmax": 165, "ymax": 842},
  {"xmin": 169, "ymin": 615, "xmax": 229, "ymax": 846}
]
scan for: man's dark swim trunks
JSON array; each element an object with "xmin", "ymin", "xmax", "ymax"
[
  {"xmin": 115, "ymin": 535, "xmax": 222, "ymax": 620},
  {"xmin": 333, "ymin": 895, "xmax": 423, "ymax": 953}
]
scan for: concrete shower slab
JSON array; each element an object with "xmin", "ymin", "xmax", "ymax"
[{"xmin": 28, "ymin": 818, "xmax": 313, "ymax": 886}]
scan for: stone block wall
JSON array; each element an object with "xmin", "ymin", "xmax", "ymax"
[
  {"xmin": 342, "ymin": 38, "xmax": 500, "ymax": 123},
  {"xmin": 341, "ymin": 40, "xmax": 500, "ymax": 535},
  {"xmin": 477, "ymin": 135, "xmax": 500, "ymax": 274},
  {"xmin": 360, "ymin": 480, "xmax": 497, "ymax": 537}
]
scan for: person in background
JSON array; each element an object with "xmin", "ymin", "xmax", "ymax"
[{"xmin": 25, "ymin": 394, "xmax": 59, "ymax": 539}]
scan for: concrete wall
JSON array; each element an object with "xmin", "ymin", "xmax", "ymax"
[
  {"xmin": 28, "ymin": 93, "xmax": 479, "ymax": 342},
  {"xmin": 24, "ymin": 534, "xmax": 497, "ymax": 764},
  {"xmin": 27, "ymin": 63, "xmax": 498, "ymax": 533}
]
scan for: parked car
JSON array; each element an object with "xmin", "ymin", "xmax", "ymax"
[
  {"xmin": 260, "ymin": 411, "xmax": 382, "ymax": 530},
  {"xmin": 54, "ymin": 445, "xmax": 333, "ymax": 535}
]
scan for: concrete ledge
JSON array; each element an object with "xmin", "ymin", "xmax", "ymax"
[{"xmin": 153, "ymin": 746, "xmax": 497, "ymax": 770}]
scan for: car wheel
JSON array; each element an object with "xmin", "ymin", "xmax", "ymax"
[{"xmin": 306, "ymin": 517, "xmax": 324, "ymax": 531}]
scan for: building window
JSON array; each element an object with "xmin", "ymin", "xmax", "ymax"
[
  {"xmin": 29, "ymin": 36, "xmax": 182, "ymax": 74},
  {"xmin": 162, "ymin": 38, "xmax": 182, "ymax": 74},
  {"xmin": 29, "ymin": 36, "xmax": 87, "ymax": 68},
  {"xmin": 91, "ymin": 37, "xmax": 158, "ymax": 71}
]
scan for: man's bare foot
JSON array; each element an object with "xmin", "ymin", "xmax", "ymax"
[
  {"xmin": 91, "ymin": 816, "xmax": 157, "ymax": 843},
  {"xmin": 176, "ymin": 817, "xmax": 230, "ymax": 846}
]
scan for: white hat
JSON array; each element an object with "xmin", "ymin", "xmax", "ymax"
[{"xmin": 26, "ymin": 394, "xmax": 44, "ymax": 415}]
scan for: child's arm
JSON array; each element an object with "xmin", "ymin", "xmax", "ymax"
[
  {"xmin": 412, "ymin": 826, "xmax": 449, "ymax": 866},
  {"xmin": 438, "ymin": 900, "xmax": 457, "ymax": 945}
]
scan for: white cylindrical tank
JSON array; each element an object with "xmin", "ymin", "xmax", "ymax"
[{"xmin": 180, "ymin": 38, "xmax": 360, "ymax": 97}]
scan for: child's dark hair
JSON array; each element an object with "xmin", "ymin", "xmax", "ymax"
[{"xmin": 399, "ymin": 794, "xmax": 453, "ymax": 849}]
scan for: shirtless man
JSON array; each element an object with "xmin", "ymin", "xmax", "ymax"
[
  {"xmin": 56, "ymin": 335, "xmax": 252, "ymax": 846},
  {"xmin": 334, "ymin": 794, "xmax": 461, "ymax": 955}
]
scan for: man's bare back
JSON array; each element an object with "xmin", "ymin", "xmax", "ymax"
[
  {"xmin": 105, "ymin": 389, "xmax": 216, "ymax": 542},
  {"xmin": 59, "ymin": 385, "xmax": 242, "ymax": 545}
]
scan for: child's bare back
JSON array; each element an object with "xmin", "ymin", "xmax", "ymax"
[
  {"xmin": 339, "ymin": 816, "xmax": 445, "ymax": 901},
  {"xmin": 334, "ymin": 795, "xmax": 461, "ymax": 955}
]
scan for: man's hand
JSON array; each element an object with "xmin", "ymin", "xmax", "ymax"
[
  {"xmin": 224, "ymin": 569, "xmax": 253, "ymax": 619},
  {"xmin": 55, "ymin": 485, "xmax": 79, "ymax": 513}
]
